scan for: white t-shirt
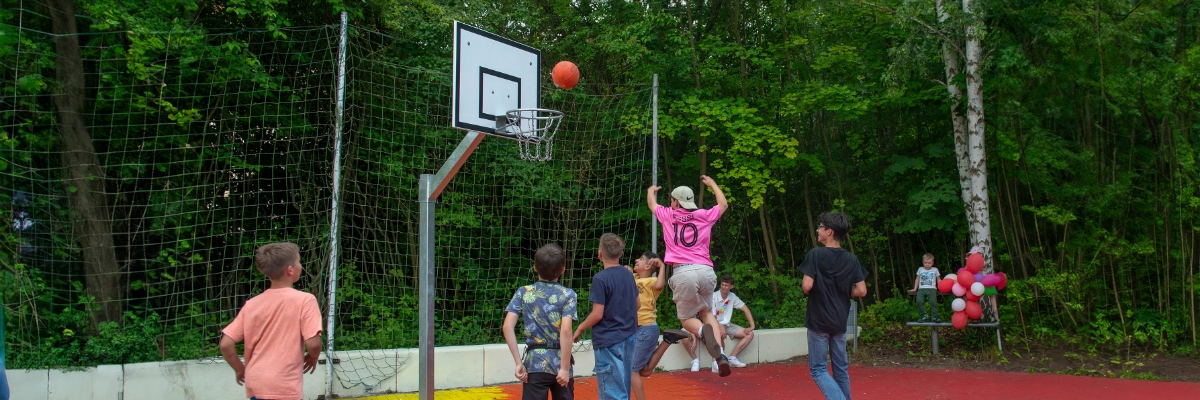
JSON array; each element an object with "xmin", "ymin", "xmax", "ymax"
[
  {"xmin": 712, "ymin": 291, "xmax": 745, "ymax": 326},
  {"xmin": 916, "ymin": 267, "xmax": 941, "ymax": 289}
]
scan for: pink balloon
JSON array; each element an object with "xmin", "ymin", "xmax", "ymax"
[
  {"xmin": 952, "ymin": 282, "xmax": 967, "ymax": 297},
  {"xmin": 981, "ymin": 274, "xmax": 1001, "ymax": 287}
]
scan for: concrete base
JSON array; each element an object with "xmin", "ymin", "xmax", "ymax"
[{"xmin": 9, "ymin": 327, "xmax": 854, "ymax": 399}]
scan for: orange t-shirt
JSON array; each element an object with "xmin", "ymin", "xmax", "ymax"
[{"xmin": 222, "ymin": 287, "xmax": 323, "ymax": 400}]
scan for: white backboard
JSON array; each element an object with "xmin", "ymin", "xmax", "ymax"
[{"xmin": 452, "ymin": 21, "xmax": 541, "ymax": 137}]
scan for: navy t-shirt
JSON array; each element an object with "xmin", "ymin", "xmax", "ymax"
[
  {"xmin": 588, "ymin": 265, "xmax": 639, "ymax": 349},
  {"xmin": 798, "ymin": 247, "xmax": 867, "ymax": 335}
]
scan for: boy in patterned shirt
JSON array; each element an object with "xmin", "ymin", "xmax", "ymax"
[
  {"xmin": 503, "ymin": 243, "xmax": 578, "ymax": 400},
  {"xmin": 907, "ymin": 253, "xmax": 941, "ymax": 322}
]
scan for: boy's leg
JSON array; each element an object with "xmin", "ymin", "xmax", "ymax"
[
  {"xmin": 594, "ymin": 346, "xmax": 620, "ymax": 400},
  {"xmin": 926, "ymin": 290, "xmax": 940, "ymax": 321},
  {"xmin": 639, "ymin": 329, "xmax": 691, "ymax": 377},
  {"xmin": 807, "ymin": 329, "xmax": 847, "ymax": 400},
  {"xmin": 729, "ymin": 326, "xmax": 754, "ymax": 358},
  {"xmin": 630, "ymin": 325, "xmax": 659, "ymax": 398},
  {"xmin": 829, "ymin": 333, "xmax": 852, "ymax": 400},
  {"xmin": 631, "ymin": 374, "xmax": 645, "ymax": 400},
  {"xmin": 523, "ymin": 372, "xmax": 555, "ymax": 400},
  {"xmin": 915, "ymin": 290, "xmax": 929, "ymax": 321}
]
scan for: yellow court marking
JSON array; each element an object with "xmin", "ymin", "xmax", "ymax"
[{"xmin": 356, "ymin": 386, "xmax": 510, "ymax": 400}]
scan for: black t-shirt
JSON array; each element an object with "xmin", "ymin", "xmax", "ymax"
[
  {"xmin": 798, "ymin": 247, "xmax": 867, "ymax": 335},
  {"xmin": 588, "ymin": 265, "xmax": 639, "ymax": 349}
]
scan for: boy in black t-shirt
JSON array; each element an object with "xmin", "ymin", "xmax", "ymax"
[
  {"xmin": 573, "ymin": 233, "xmax": 639, "ymax": 400},
  {"xmin": 798, "ymin": 212, "xmax": 868, "ymax": 400}
]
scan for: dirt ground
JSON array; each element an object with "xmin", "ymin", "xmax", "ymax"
[{"xmin": 790, "ymin": 324, "xmax": 1200, "ymax": 383}]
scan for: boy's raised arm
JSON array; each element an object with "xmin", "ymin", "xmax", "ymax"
[
  {"xmin": 502, "ymin": 312, "xmax": 528, "ymax": 383},
  {"xmin": 652, "ymin": 258, "xmax": 667, "ymax": 291},
  {"xmin": 646, "ymin": 186, "xmax": 662, "ymax": 211},
  {"xmin": 701, "ymin": 175, "xmax": 728, "ymax": 213}
]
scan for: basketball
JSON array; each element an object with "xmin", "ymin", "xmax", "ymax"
[{"xmin": 552, "ymin": 61, "xmax": 580, "ymax": 89}]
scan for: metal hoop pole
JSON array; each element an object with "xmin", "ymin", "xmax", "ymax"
[
  {"xmin": 325, "ymin": 10, "xmax": 348, "ymax": 398},
  {"xmin": 651, "ymin": 74, "xmax": 659, "ymax": 254}
]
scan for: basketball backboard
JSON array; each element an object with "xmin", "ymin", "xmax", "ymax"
[{"xmin": 452, "ymin": 21, "xmax": 541, "ymax": 138}]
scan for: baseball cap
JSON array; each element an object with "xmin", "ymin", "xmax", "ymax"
[{"xmin": 670, "ymin": 186, "xmax": 699, "ymax": 210}]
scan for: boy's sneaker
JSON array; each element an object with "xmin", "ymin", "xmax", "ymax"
[
  {"xmin": 690, "ymin": 359, "xmax": 700, "ymax": 372},
  {"xmin": 714, "ymin": 355, "xmax": 732, "ymax": 377},
  {"xmin": 932, "ymin": 317, "xmax": 942, "ymax": 323},
  {"xmin": 711, "ymin": 360, "xmax": 719, "ymax": 373},
  {"xmin": 728, "ymin": 356, "xmax": 747, "ymax": 368},
  {"xmin": 662, "ymin": 329, "xmax": 691, "ymax": 344},
  {"xmin": 917, "ymin": 317, "xmax": 929, "ymax": 323}
]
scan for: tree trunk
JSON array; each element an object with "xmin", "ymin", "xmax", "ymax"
[
  {"xmin": 937, "ymin": 0, "xmax": 973, "ymax": 229},
  {"xmin": 49, "ymin": 0, "xmax": 123, "ymax": 326},
  {"xmin": 963, "ymin": 0, "xmax": 994, "ymax": 271},
  {"xmin": 686, "ymin": 1, "xmax": 707, "ymax": 208},
  {"xmin": 758, "ymin": 206, "xmax": 780, "ymax": 305}
]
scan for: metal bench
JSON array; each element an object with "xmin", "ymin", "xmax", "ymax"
[{"xmin": 904, "ymin": 292, "xmax": 1002, "ymax": 354}]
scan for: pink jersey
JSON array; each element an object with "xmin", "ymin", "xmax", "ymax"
[{"xmin": 655, "ymin": 205, "xmax": 724, "ymax": 266}]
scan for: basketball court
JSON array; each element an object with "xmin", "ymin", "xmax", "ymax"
[{"xmin": 359, "ymin": 362, "xmax": 1200, "ymax": 399}]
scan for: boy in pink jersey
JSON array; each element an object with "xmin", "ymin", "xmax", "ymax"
[
  {"xmin": 220, "ymin": 242, "xmax": 324, "ymax": 400},
  {"xmin": 646, "ymin": 175, "xmax": 732, "ymax": 377}
]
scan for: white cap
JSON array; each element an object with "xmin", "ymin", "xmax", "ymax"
[{"xmin": 670, "ymin": 186, "xmax": 698, "ymax": 210}]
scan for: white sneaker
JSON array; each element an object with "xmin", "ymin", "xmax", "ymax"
[
  {"xmin": 711, "ymin": 360, "xmax": 719, "ymax": 373},
  {"xmin": 728, "ymin": 356, "xmax": 747, "ymax": 368},
  {"xmin": 690, "ymin": 359, "xmax": 700, "ymax": 372}
]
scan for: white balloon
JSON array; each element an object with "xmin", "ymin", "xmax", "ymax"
[
  {"xmin": 951, "ymin": 298, "xmax": 966, "ymax": 312},
  {"xmin": 945, "ymin": 273, "xmax": 958, "ymax": 281},
  {"xmin": 971, "ymin": 281, "xmax": 985, "ymax": 296}
]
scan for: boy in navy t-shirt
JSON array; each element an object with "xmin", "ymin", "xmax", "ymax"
[{"xmin": 573, "ymin": 233, "xmax": 639, "ymax": 400}]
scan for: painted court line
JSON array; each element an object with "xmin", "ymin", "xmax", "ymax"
[{"xmin": 360, "ymin": 363, "xmax": 1200, "ymax": 399}]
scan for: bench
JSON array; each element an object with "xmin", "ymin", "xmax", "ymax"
[{"xmin": 904, "ymin": 292, "xmax": 1002, "ymax": 355}]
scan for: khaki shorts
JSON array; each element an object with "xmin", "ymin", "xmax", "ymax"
[
  {"xmin": 723, "ymin": 323, "xmax": 744, "ymax": 337},
  {"xmin": 669, "ymin": 264, "xmax": 717, "ymax": 320}
]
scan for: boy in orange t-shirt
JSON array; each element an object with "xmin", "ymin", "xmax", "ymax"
[{"xmin": 220, "ymin": 242, "xmax": 324, "ymax": 400}]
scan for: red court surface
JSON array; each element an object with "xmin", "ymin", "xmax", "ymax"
[{"xmin": 497, "ymin": 363, "xmax": 1200, "ymax": 399}]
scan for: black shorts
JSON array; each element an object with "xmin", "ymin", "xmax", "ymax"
[{"xmin": 522, "ymin": 372, "xmax": 574, "ymax": 400}]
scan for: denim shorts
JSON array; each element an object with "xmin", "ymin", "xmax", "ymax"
[{"xmin": 631, "ymin": 324, "xmax": 660, "ymax": 371}]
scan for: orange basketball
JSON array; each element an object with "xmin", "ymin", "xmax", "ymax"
[{"xmin": 552, "ymin": 61, "xmax": 579, "ymax": 90}]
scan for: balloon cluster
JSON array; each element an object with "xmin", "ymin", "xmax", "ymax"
[{"xmin": 936, "ymin": 253, "xmax": 1007, "ymax": 329}]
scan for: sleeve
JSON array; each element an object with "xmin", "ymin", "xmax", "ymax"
[
  {"xmin": 301, "ymin": 294, "xmax": 323, "ymax": 340},
  {"xmin": 704, "ymin": 205, "xmax": 725, "ymax": 222},
  {"xmin": 563, "ymin": 289, "xmax": 579, "ymax": 320},
  {"xmin": 654, "ymin": 205, "xmax": 672, "ymax": 225},
  {"xmin": 222, "ymin": 308, "xmax": 246, "ymax": 343},
  {"xmin": 798, "ymin": 249, "xmax": 817, "ymax": 278},
  {"xmin": 589, "ymin": 275, "xmax": 608, "ymax": 305},
  {"xmin": 731, "ymin": 293, "xmax": 745, "ymax": 309},
  {"xmin": 854, "ymin": 258, "xmax": 868, "ymax": 283},
  {"xmin": 505, "ymin": 287, "xmax": 525, "ymax": 314}
]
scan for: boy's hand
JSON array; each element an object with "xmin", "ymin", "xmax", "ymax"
[
  {"xmin": 649, "ymin": 258, "xmax": 665, "ymax": 269},
  {"xmin": 648, "ymin": 185, "xmax": 662, "ymax": 194},
  {"xmin": 572, "ymin": 330, "xmax": 582, "ymax": 343},
  {"xmin": 514, "ymin": 363, "xmax": 529, "ymax": 383},
  {"xmin": 700, "ymin": 175, "xmax": 716, "ymax": 187},
  {"xmin": 233, "ymin": 365, "xmax": 245, "ymax": 386},
  {"xmin": 556, "ymin": 366, "xmax": 571, "ymax": 386},
  {"xmin": 303, "ymin": 353, "xmax": 318, "ymax": 374},
  {"xmin": 908, "ymin": 288, "xmax": 916, "ymax": 294}
]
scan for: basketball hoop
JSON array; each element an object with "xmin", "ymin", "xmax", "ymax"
[{"xmin": 495, "ymin": 108, "xmax": 562, "ymax": 161}]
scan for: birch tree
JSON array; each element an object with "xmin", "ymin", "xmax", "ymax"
[{"xmin": 962, "ymin": 0, "xmax": 994, "ymax": 271}]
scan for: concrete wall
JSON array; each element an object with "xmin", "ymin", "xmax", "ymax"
[{"xmin": 7, "ymin": 327, "xmax": 856, "ymax": 399}]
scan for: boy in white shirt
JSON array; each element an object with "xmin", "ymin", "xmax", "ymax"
[{"xmin": 711, "ymin": 274, "xmax": 755, "ymax": 370}]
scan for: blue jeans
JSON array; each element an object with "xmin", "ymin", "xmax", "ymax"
[
  {"xmin": 593, "ymin": 332, "xmax": 636, "ymax": 400},
  {"xmin": 807, "ymin": 329, "xmax": 850, "ymax": 400}
]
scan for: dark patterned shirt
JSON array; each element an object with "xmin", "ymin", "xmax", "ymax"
[{"xmin": 505, "ymin": 281, "xmax": 578, "ymax": 375}]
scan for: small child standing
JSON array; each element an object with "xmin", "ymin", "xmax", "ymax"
[
  {"xmin": 908, "ymin": 253, "xmax": 941, "ymax": 322},
  {"xmin": 220, "ymin": 242, "xmax": 324, "ymax": 400},
  {"xmin": 573, "ymin": 233, "xmax": 640, "ymax": 400},
  {"xmin": 503, "ymin": 243, "xmax": 577, "ymax": 400}
]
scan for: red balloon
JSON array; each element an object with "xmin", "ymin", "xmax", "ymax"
[
  {"xmin": 997, "ymin": 272, "xmax": 1008, "ymax": 290},
  {"xmin": 957, "ymin": 269, "xmax": 976, "ymax": 287},
  {"xmin": 938, "ymin": 278, "xmax": 955, "ymax": 293},
  {"xmin": 966, "ymin": 253, "xmax": 985, "ymax": 273},
  {"xmin": 965, "ymin": 300, "xmax": 983, "ymax": 320},
  {"xmin": 952, "ymin": 311, "xmax": 969, "ymax": 329},
  {"xmin": 966, "ymin": 290, "xmax": 982, "ymax": 302}
]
